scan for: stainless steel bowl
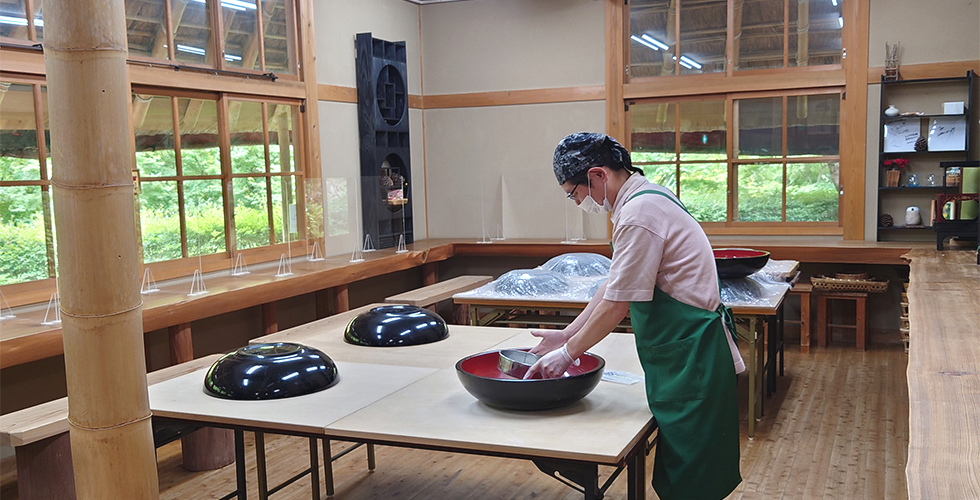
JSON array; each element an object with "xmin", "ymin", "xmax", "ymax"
[{"xmin": 497, "ymin": 349, "xmax": 541, "ymax": 379}]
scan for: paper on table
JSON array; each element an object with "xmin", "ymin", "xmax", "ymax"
[
  {"xmin": 602, "ymin": 370, "xmax": 643, "ymax": 385},
  {"xmin": 928, "ymin": 117, "xmax": 967, "ymax": 152},
  {"xmin": 883, "ymin": 118, "xmax": 920, "ymax": 153}
]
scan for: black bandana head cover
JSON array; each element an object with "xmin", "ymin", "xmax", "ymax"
[{"xmin": 552, "ymin": 132, "xmax": 633, "ymax": 185}]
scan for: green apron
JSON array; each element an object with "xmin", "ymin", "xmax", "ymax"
[{"xmin": 616, "ymin": 190, "xmax": 741, "ymax": 500}]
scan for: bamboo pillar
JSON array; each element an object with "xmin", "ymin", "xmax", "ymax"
[{"xmin": 42, "ymin": 1, "xmax": 160, "ymax": 499}]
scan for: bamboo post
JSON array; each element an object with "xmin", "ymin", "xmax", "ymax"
[{"xmin": 43, "ymin": 1, "xmax": 160, "ymax": 499}]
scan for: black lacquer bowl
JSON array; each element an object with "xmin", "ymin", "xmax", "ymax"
[
  {"xmin": 204, "ymin": 343, "xmax": 339, "ymax": 400},
  {"xmin": 713, "ymin": 248, "xmax": 770, "ymax": 279},
  {"xmin": 455, "ymin": 349, "xmax": 605, "ymax": 411},
  {"xmin": 344, "ymin": 305, "xmax": 449, "ymax": 347}
]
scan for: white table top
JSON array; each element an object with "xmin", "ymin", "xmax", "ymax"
[{"xmin": 148, "ymin": 324, "xmax": 654, "ymax": 465}]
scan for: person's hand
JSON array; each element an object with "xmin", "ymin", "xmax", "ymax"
[
  {"xmin": 528, "ymin": 329, "xmax": 574, "ymax": 356},
  {"xmin": 524, "ymin": 345, "xmax": 579, "ymax": 379}
]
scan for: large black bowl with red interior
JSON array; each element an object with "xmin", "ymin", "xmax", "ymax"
[
  {"xmin": 713, "ymin": 248, "xmax": 770, "ymax": 279},
  {"xmin": 455, "ymin": 349, "xmax": 605, "ymax": 411}
]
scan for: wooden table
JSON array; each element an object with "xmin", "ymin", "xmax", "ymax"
[
  {"xmin": 149, "ymin": 323, "xmax": 657, "ymax": 500},
  {"xmin": 904, "ymin": 249, "xmax": 980, "ymax": 500},
  {"xmin": 453, "ymin": 290, "xmax": 788, "ymax": 439}
]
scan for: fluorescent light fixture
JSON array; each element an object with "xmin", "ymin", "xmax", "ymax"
[
  {"xmin": 678, "ymin": 60, "xmax": 693, "ymax": 69},
  {"xmin": 630, "ymin": 35, "xmax": 660, "ymax": 51},
  {"xmin": 0, "ymin": 15, "xmax": 26, "ymax": 26},
  {"xmin": 224, "ymin": 53, "xmax": 242, "ymax": 61},
  {"xmin": 831, "ymin": 0, "xmax": 838, "ymax": 5},
  {"xmin": 33, "ymin": 18, "xmax": 41, "ymax": 27},
  {"xmin": 838, "ymin": 16, "xmax": 843, "ymax": 28},
  {"xmin": 191, "ymin": 0, "xmax": 256, "ymax": 10},
  {"xmin": 679, "ymin": 55, "xmax": 702, "ymax": 69},
  {"xmin": 177, "ymin": 44, "xmax": 207, "ymax": 56},
  {"xmin": 640, "ymin": 34, "xmax": 670, "ymax": 51}
]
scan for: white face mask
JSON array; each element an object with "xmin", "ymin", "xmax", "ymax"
[{"xmin": 579, "ymin": 176, "xmax": 612, "ymax": 214}]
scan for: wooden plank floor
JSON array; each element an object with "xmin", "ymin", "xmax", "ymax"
[{"xmin": 2, "ymin": 337, "xmax": 909, "ymax": 499}]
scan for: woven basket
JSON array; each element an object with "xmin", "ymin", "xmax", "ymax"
[
  {"xmin": 811, "ymin": 275, "xmax": 889, "ymax": 293},
  {"xmin": 835, "ymin": 272, "xmax": 869, "ymax": 280}
]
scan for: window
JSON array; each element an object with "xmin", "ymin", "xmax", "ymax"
[
  {"xmin": 0, "ymin": 80, "xmax": 56, "ymax": 286},
  {"xmin": 133, "ymin": 91, "xmax": 306, "ymax": 265},
  {"xmin": 121, "ymin": 0, "xmax": 299, "ymax": 75},
  {"xmin": 628, "ymin": 0, "xmax": 842, "ymax": 78},
  {"xmin": 629, "ymin": 91, "xmax": 841, "ymax": 227}
]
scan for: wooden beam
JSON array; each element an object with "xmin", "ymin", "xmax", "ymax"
[
  {"xmin": 839, "ymin": 0, "xmax": 868, "ymax": 240},
  {"xmin": 261, "ymin": 302, "xmax": 278, "ymax": 335},
  {"xmin": 317, "ymin": 83, "xmax": 357, "ymax": 103},
  {"xmin": 867, "ymin": 60, "xmax": 980, "ymax": 83},
  {"xmin": 298, "ymin": 0, "xmax": 322, "ymax": 186},
  {"xmin": 625, "ymin": 68, "xmax": 845, "ymax": 99},
  {"xmin": 332, "ymin": 284, "xmax": 349, "ymax": 314},
  {"xmin": 605, "ymin": 0, "xmax": 625, "ymax": 142},
  {"xmin": 424, "ymin": 86, "xmax": 605, "ymax": 109}
]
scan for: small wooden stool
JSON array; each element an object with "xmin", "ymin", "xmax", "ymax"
[
  {"xmin": 816, "ymin": 291, "xmax": 869, "ymax": 351},
  {"xmin": 787, "ymin": 283, "xmax": 812, "ymax": 353}
]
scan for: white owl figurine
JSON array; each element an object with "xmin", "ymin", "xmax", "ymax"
[{"xmin": 905, "ymin": 206, "xmax": 921, "ymax": 226}]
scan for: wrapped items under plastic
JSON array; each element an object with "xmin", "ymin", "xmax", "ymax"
[
  {"xmin": 719, "ymin": 273, "xmax": 791, "ymax": 308},
  {"xmin": 754, "ymin": 259, "xmax": 798, "ymax": 283},
  {"xmin": 541, "ymin": 253, "xmax": 612, "ymax": 277},
  {"xmin": 455, "ymin": 269, "xmax": 607, "ymax": 303}
]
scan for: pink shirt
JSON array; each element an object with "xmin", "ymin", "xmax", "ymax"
[{"xmin": 603, "ymin": 173, "xmax": 745, "ymax": 373}]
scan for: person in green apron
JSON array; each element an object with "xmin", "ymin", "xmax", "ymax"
[{"xmin": 525, "ymin": 133, "xmax": 743, "ymax": 500}]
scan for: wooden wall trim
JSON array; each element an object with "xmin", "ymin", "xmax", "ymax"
[
  {"xmin": 408, "ymin": 94, "xmax": 423, "ymax": 109},
  {"xmin": 422, "ymin": 85, "xmax": 605, "ymax": 109},
  {"xmin": 299, "ymin": 0, "xmax": 323, "ymax": 182},
  {"xmin": 0, "ymin": 48, "xmax": 46, "ymax": 76},
  {"xmin": 867, "ymin": 60, "xmax": 980, "ymax": 84},
  {"xmin": 127, "ymin": 64, "xmax": 307, "ymax": 98},
  {"xmin": 317, "ymin": 83, "xmax": 357, "ymax": 103},
  {"xmin": 624, "ymin": 69, "xmax": 846, "ymax": 100},
  {"xmin": 840, "ymin": 0, "xmax": 869, "ymax": 240},
  {"xmin": 605, "ymin": 0, "xmax": 625, "ymax": 142}
]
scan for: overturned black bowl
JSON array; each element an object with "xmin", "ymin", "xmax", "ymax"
[
  {"xmin": 713, "ymin": 248, "xmax": 770, "ymax": 279},
  {"xmin": 204, "ymin": 343, "xmax": 339, "ymax": 400},
  {"xmin": 344, "ymin": 304, "xmax": 449, "ymax": 347},
  {"xmin": 455, "ymin": 349, "xmax": 605, "ymax": 411}
]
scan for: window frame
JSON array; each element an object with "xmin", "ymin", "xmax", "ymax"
[
  {"xmin": 626, "ymin": 86, "xmax": 843, "ymax": 234},
  {"xmin": 626, "ymin": 0, "xmax": 844, "ymax": 82}
]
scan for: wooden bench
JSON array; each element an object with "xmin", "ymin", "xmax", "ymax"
[
  {"xmin": 0, "ymin": 354, "xmax": 226, "ymax": 500},
  {"xmin": 384, "ymin": 275, "xmax": 493, "ymax": 324},
  {"xmin": 787, "ymin": 283, "xmax": 813, "ymax": 353}
]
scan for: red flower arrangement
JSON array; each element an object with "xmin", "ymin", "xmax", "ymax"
[{"xmin": 883, "ymin": 158, "xmax": 909, "ymax": 170}]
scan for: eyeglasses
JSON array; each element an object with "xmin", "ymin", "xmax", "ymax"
[{"xmin": 564, "ymin": 183, "xmax": 581, "ymax": 200}]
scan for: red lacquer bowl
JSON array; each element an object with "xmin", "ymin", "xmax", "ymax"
[
  {"xmin": 455, "ymin": 349, "xmax": 605, "ymax": 411},
  {"xmin": 713, "ymin": 248, "xmax": 770, "ymax": 279}
]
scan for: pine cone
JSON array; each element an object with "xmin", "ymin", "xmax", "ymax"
[
  {"xmin": 380, "ymin": 176, "xmax": 394, "ymax": 187},
  {"xmin": 915, "ymin": 136, "xmax": 928, "ymax": 152},
  {"xmin": 880, "ymin": 213, "xmax": 893, "ymax": 227}
]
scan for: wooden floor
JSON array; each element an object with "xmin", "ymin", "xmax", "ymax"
[{"xmin": 2, "ymin": 335, "xmax": 910, "ymax": 500}]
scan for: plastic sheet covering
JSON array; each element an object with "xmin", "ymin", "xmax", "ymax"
[
  {"xmin": 587, "ymin": 277, "xmax": 608, "ymax": 298},
  {"xmin": 755, "ymin": 259, "xmax": 798, "ymax": 282},
  {"xmin": 719, "ymin": 273, "xmax": 791, "ymax": 308},
  {"xmin": 492, "ymin": 269, "xmax": 571, "ymax": 296},
  {"xmin": 542, "ymin": 253, "xmax": 612, "ymax": 277}
]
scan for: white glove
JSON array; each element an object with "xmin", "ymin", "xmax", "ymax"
[
  {"xmin": 528, "ymin": 329, "xmax": 574, "ymax": 356},
  {"xmin": 524, "ymin": 345, "xmax": 580, "ymax": 379}
]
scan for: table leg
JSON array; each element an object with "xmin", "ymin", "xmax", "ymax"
[
  {"xmin": 627, "ymin": 444, "xmax": 647, "ymax": 500},
  {"xmin": 321, "ymin": 438, "xmax": 334, "ymax": 497},
  {"xmin": 747, "ymin": 316, "xmax": 757, "ymax": 439},
  {"xmin": 755, "ymin": 318, "xmax": 765, "ymax": 420},
  {"xmin": 308, "ymin": 438, "xmax": 320, "ymax": 500},
  {"xmin": 14, "ymin": 433, "xmax": 76, "ymax": 500},
  {"xmin": 856, "ymin": 295, "xmax": 867, "ymax": 351},
  {"xmin": 235, "ymin": 430, "xmax": 247, "ymax": 500},
  {"xmin": 817, "ymin": 294, "xmax": 828, "ymax": 348},
  {"xmin": 800, "ymin": 291, "xmax": 811, "ymax": 353},
  {"xmin": 367, "ymin": 443, "xmax": 376, "ymax": 470},
  {"xmin": 470, "ymin": 306, "xmax": 479, "ymax": 326},
  {"xmin": 255, "ymin": 432, "xmax": 268, "ymax": 500},
  {"xmin": 778, "ymin": 304, "xmax": 785, "ymax": 377}
]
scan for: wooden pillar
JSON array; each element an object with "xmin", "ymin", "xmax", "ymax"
[
  {"xmin": 15, "ymin": 433, "xmax": 76, "ymax": 500},
  {"xmin": 168, "ymin": 323, "xmax": 193, "ymax": 364},
  {"xmin": 43, "ymin": 1, "xmax": 160, "ymax": 498},
  {"xmin": 262, "ymin": 302, "xmax": 278, "ymax": 335},
  {"xmin": 181, "ymin": 427, "xmax": 235, "ymax": 472},
  {"xmin": 333, "ymin": 284, "xmax": 349, "ymax": 313},
  {"xmin": 422, "ymin": 262, "xmax": 438, "ymax": 286}
]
